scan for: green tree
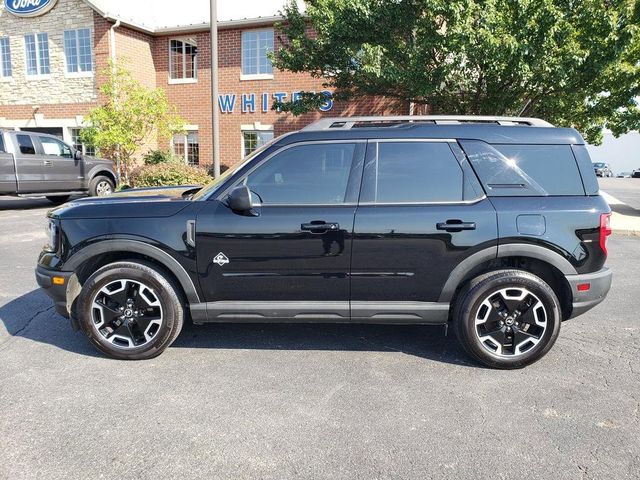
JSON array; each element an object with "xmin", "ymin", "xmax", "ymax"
[
  {"xmin": 273, "ymin": 0, "xmax": 640, "ymax": 143},
  {"xmin": 81, "ymin": 62, "xmax": 185, "ymax": 181}
]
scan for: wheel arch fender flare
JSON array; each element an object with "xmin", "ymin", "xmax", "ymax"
[
  {"xmin": 88, "ymin": 169, "xmax": 117, "ymax": 187},
  {"xmin": 65, "ymin": 239, "xmax": 201, "ymax": 304},
  {"xmin": 438, "ymin": 243, "xmax": 577, "ymax": 303}
]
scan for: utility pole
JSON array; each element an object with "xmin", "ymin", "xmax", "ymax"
[{"xmin": 210, "ymin": 0, "xmax": 220, "ymax": 177}]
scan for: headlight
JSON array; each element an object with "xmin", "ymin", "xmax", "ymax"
[{"xmin": 44, "ymin": 219, "xmax": 59, "ymax": 253}]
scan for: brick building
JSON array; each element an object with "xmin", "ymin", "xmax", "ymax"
[{"xmin": 0, "ymin": 0, "xmax": 399, "ymax": 169}]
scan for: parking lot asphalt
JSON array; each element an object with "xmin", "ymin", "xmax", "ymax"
[
  {"xmin": 599, "ymin": 177, "xmax": 640, "ymax": 210},
  {"xmin": 1, "ymin": 198, "xmax": 639, "ymax": 480}
]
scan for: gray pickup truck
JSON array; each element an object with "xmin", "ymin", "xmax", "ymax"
[{"xmin": 0, "ymin": 129, "xmax": 117, "ymax": 203}]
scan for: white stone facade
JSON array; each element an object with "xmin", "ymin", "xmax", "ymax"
[{"xmin": 0, "ymin": 0, "xmax": 97, "ymax": 105}]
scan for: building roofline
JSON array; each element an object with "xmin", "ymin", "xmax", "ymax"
[{"xmin": 84, "ymin": 0, "xmax": 284, "ymax": 35}]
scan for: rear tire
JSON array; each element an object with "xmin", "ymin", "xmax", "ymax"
[
  {"xmin": 453, "ymin": 269, "xmax": 561, "ymax": 369},
  {"xmin": 89, "ymin": 175, "xmax": 114, "ymax": 197},
  {"xmin": 46, "ymin": 195, "xmax": 70, "ymax": 204},
  {"xmin": 76, "ymin": 261, "xmax": 184, "ymax": 360}
]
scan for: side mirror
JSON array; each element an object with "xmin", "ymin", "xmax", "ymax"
[
  {"xmin": 227, "ymin": 185, "xmax": 254, "ymax": 212},
  {"xmin": 74, "ymin": 150, "xmax": 82, "ymax": 161}
]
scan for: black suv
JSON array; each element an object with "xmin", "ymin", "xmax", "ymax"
[{"xmin": 36, "ymin": 116, "xmax": 612, "ymax": 369}]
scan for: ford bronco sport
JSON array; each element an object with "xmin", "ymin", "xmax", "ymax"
[{"xmin": 35, "ymin": 116, "xmax": 612, "ymax": 368}]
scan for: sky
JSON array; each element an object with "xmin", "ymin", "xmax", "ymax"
[{"xmin": 587, "ymin": 132, "xmax": 640, "ymax": 174}]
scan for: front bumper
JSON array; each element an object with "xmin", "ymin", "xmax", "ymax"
[
  {"xmin": 565, "ymin": 267, "xmax": 612, "ymax": 319},
  {"xmin": 35, "ymin": 265, "xmax": 73, "ymax": 318}
]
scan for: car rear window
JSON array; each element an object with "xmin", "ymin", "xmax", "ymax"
[
  {"xmin": 460, "ymin": 141, "xmax": 585, "ymax": 196},
  {"xmin": 361, "ymin": 142, "xmax": 464, "ymax": 203},
  {"xmin": 16, "ymin": 134, "xmax": 36, "ymax": 155}
]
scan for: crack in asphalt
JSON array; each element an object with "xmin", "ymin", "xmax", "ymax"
[{"xmin": 0, "ymin": 305, "xmax": 54, "ymax": 351}]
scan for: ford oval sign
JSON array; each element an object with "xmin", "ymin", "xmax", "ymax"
[{"xmin": 4, "ymin": 0, "xmax": 58, "ymax": 17}]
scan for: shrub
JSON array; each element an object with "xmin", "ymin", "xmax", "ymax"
[
  {"xmin": 143, "ymin": 149, "xmax": 180, "ymax": 165},
  {"xmin": 130, "ymin": 163, "xmax": 213, "ymax": 188}
]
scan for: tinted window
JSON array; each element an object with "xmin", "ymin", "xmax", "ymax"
[
  {"xmin": 365, "ymin": 142, "xmax": 463, "ymax": 203},
  {"xmin": 246, "ymin": 143, "xmax": 356, "ymax": 204},
  {"xmin": 0, "ymin": 134, "xmax": 5, "ymax": 152},
  {"xmin": 17, "ymin": 134, "xmax": 35, "ymax": 155},
  {"xmin": 39, "ymin": 136, "xmax": 72, "ymax": 158},
  {"xmin": 461, "ymin": 141, "xmax": 584, "ymax": 196}
]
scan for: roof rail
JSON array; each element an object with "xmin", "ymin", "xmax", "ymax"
[{"xmin": 301, "ymin": 115, "xmax": 554, "ymax": 131}]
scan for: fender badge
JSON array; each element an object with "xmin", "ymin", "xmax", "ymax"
[{"xmin": 213, "ymin": 252, "xmax": 229, "ymax": 266}]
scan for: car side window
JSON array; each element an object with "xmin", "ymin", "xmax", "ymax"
[
  {"xmin": 16, "ymin": 134, "xmax": 36, "ymax": 155},
  {"xmin": 39, "ymin": 136, "xmax": 73, "ymax": 158},
  {"xmin": 0, "ymin": 134, "xmax": 5, "ymax": 153},
  {"xmin": 362, "ymin": 142, "xmax": 464, "ymax": 203},
  {"xmin": 245, "ymin": 143, "xmax": 356, "ymax": 205}
]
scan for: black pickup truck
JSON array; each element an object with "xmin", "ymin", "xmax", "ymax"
[
  {"xmin": 0, "ymin": 129, "xmax": 116, "ymax": 203},
  {"xmin": 36, "ymin": 115, "xmax": 612, "ymax": 369}
]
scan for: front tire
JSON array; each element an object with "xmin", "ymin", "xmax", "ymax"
[
  {"xmin": 89, "ymin": 175, "xmax": 114, "ymax": 197},
  {"xmin": 453, "ymin": 270, "xmax": 561, "ymax": 369},
  {"xmin": 76, "ymin": 261, "xmax": 184, "ymax": 360}
]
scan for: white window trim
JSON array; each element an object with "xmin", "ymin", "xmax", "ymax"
[
  {"xmin": 241, "ymin": 128, "xmax": 274, "ymax": 158},
  {"xmin": 172, "ymin": 127, "xmax": 199, "ymax": 164},
  {"xmin": 24, "ymin": 33, "xmax": 49, "ymax": 78},
  {"xmin": 240, "ymin": 73, "xmax": 274, "ymax": 81},
  {"xmin": 168, "ymin": 37, "xmax": 198, "ymax": 83},
  {"xmin": 240, "ymin": 28, "xmax": 274, "ymax": 79},
  {"xmin": 0, "ymin": 37, "xmax": 12, "ymax": 79},
  {"xmin": 63, "ymin": 28, "xmax": 94, "ymax": 78}
]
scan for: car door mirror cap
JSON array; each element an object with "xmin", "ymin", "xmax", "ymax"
[
  {"xmin": 227, "ymin": 185, "xmax": 255, "ymax": 213},
  {"xmin": 74, "ymin": 150, "xmax": 82, "ymax": 161}
]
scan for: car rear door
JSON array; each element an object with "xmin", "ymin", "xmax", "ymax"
[
  {"xmin": 195, "ymin": 140, "xmax": 365, "ymax": 320},
  {"xmin": 350, "ymin": 139, "xmax": 497, "ymax": 322},
  {"xmin": 35, "ymin": 135, "xmax": 84, "ymax": 191},
  {"xmin": 13, "ymin": 133, "xmax": 46, "ymax": 192}
]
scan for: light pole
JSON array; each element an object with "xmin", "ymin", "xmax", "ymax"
[{"xmin": 210, "ymin": 0, "xmax": 220, "ymax": 177}]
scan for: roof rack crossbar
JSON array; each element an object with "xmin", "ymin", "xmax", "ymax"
[{"xmin": 301, "ymin": 115, "xmax": 554, "ymax": 131}]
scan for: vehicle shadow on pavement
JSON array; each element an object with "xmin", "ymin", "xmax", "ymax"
[
  {"xmin": 1, "ymin": 290, "xmax": 473, "ymax": 366},
  {"xmin": 0, "ymin": 198, "xmax": 55, "ymax": 211},
  {"xmin": 610, "ymin": 203, "xmax": 640, "ymax": 217},
  {"xmin": 173, "ymin": 320, "xmax": 473, "ymax": 366}
]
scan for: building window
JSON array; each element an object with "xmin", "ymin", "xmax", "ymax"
[
  {"xmin": 64, "ymin": 29, "xmax": 93, "ymax": 74},
  {"xmin": 243, "ymin": 130, "xmax": 274, "ymax": 157},
  {"xmin": 241, "ymin": 29, "xmax": 274, "ymax": 76},
  {"xmin": 25, "ymin": 33, "xmax": 50, "ymax": 76},
  {"xmin": 0, "ymin": 37, "xmax": 11, "ymax": 78},
  {"xmin": 173, "ymin": 132, "xmax": 199, "ymax": 165},
  {"xmin": 70, "ymin": 128, "xmax": 95, "ymax": 156},
  {"xmin": 169, "ymin": 38, "xmax": 197, "ymax": 81}
]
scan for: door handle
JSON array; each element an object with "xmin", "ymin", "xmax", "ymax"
[
  {"xmin": 43, "ymin": 160, "xmax": 52, "ymax": 166},
  {"xmin": 301, "ymin": 221, "xmax": 340, "ymax": 233},
  {"xmin": 436, "ymin": 219, "xmax": 476, "ymax": 232}
]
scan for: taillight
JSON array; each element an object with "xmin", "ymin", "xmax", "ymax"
[{"xmin": 599, "ymin": 213, "xmax": 612, "ymax": 256}]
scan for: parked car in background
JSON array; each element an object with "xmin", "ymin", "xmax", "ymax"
[
  {"xmin": 36, "ymin": 115, "xmax": 612, "ymax": 369},
  {"xmin": 616, "ymin": 172, "xmax": 632, "ymax": 178},
  {"xmin": 593, "ymin": 162, "xmax": 613, "ymax": 177},
  {"xmin": 0, "ymin": 130, "xmax": 117, "ymax": 204},
  {"xmin": 632, "ymin": 168, "xmax": 640, "ymax": 178}
]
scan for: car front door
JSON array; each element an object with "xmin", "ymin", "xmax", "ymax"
[
  {"xmin": 195, "ymin": 141, "xmax": 365, "ymax": 320},
  {"xmin": 36, "ymin": 136, "xmax": 84, "ymax": 191},
  {"xmin": 350, "ymin": 140, "xmax": 498, "ymax": 322}
]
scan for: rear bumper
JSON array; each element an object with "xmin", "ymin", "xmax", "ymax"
[
  {"xmin": 35, "ymin": 265, "xmax": 73, "ymax": 318},
  {"xmin": 565, "ymin": 267, "xmax": 612, "ymax": 319}
]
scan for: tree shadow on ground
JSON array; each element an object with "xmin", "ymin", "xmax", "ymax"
[{"xmin": 1, "ymin": 289, "xmax": 476, "ymax": 367}]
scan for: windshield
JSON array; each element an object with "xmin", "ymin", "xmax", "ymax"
[
  {"xmin": 192, "ymin": 134, "xmax": 284, "ymax": 201},
  {"xmin": 593, "ymin": 163, "xmax": 606, "ymax": 168}
]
